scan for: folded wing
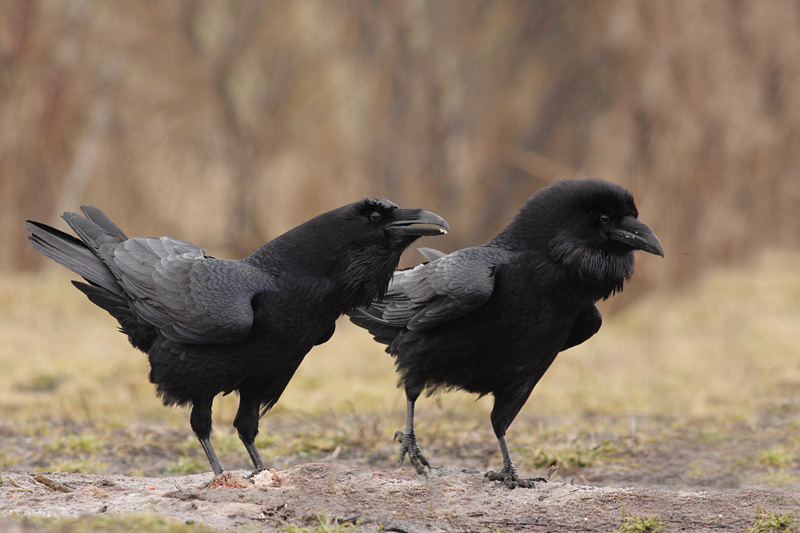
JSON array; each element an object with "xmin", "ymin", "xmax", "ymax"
[
  {"xmin": 364, "ymin": 246, "xmax": 507, "ymax": 331},
  {"xmin": 103, "ymin": 236, "xmax": 270, "ymax": 344},
  {"xmin": 29, "ymin": 206, "xmax": 272, "ymax": 345}
]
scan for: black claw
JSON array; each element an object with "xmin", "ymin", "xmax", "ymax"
[
  {"xmin": 394, "ymin": 430, "xmax": 431, "ymax": 475},
  {"xmin": 485, "ymin": 468, "xmax": 545, "ymax": 489}
]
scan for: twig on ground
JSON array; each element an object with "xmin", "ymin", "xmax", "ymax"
[{"xmin": 32, "ymin": 473, "xmax": 73, "ymax": 493}]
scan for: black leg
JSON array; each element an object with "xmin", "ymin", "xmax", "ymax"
[
  {"xmin": 485, "ymin": 435, "xmax": 546, "ymax": 489},
  {"xmin": 484, "ymin": 389, "xmax": 545, "ymax": 489},
  {"xmin": 395, "ymin": 388, "xmax": 430, "ymax": 474},
  {"xmin": 233, "ymin": 391, "xmax": 266, "ymax": 473},
  {"xmin": 190, "ymin": 397, "xmax": 223, "ymax": 476}
]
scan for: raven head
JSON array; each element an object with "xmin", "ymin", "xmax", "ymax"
[
  {"xmin": 334, "ymin": 198, "xmax": 448, "ymax": 308},
  {"xmin": 262, "ymin": 198, "xmax": 447, "ymax": 311},
  {"xmin": 498, "ymin": 179, "xmax": 663, "ymax": 300}
]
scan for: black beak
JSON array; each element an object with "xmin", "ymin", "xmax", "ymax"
[
  {"xmin": 610, "ymin": 216, "xmax": 665, "ymax": 257},
  {"xmin": 387, "ymin": 208, "xmax": 449, "ymax": 237}
]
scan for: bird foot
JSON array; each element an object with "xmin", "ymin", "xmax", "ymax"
[
  {"xmin": 394, "ymin": 430, "xmax": 431, "ymax": 475},
  {"xmin": 204, "ymin": 471, "xmax": 252, "ymax": 489},
  {"xmin": 246, "ymin": 467, "xmax": 269, "ymax": 480},
  {"xmin": 485, "ymin": 467, "xmax": 546, "ymax": 489}
]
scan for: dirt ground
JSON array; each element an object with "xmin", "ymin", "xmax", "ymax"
[
  {"xmin": 0, "ymin": 464, "xmax": 797, "ymax": 533},
  {"xmin": 2, "ymin": 405, "xmax": 799, "ymax": 532}
]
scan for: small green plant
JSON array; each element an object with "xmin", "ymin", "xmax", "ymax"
[
  {"xmin": 283, "ymin": 514, "xmax": 363, "ymax": 533},
  {"xmin": 618, "ymin": 510, "xmax": 664, "ymax": 533},
  {"xmin": 758, "ymin": 447, "xmax": 793, "ymax": 468},
  {"xmin": 747, "ymin": 506, "xmax": 796, "ymax": 533},
  {"xmin": 525, "ymin": 440, "xmax": 619, "ymax": 470}
]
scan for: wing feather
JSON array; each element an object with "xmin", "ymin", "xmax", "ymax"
[
  {"xmin": 101, "ymin": 236, "xmax": 271, "ymax": 344},
  {"xmin": 374, "ymin": 246, "xmax": 508, "ymax": 331}
]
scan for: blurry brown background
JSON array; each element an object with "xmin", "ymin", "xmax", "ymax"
[{"xmin": 3, "ymin": 0, "xmax": 799, "ymax": 299}]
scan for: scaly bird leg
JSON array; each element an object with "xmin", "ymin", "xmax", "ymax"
[
  {"xmin": 234, "ymin": 391, "xmax": 268, "ymax": 477},
  {"xmin": 244, "ymin": 442, "xmax": 266, "ymax": 472},
  {"xmin": 485, "ymin": 435, "xmax": 546, "ymax": 489},
  {"xmin": 191, "ymin": 398, "xmax": 224, "ymax": 476},
  {"xmin": 198, "ymin": 436, "xmax": 224, "ymax": 477},
  {"xmin": 395, "ymin": 397, "xmax": 430, "ymax": 474}
]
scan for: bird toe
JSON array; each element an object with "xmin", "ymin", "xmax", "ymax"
[{"xmin": 485, "ymin": 469, "xmax": 543, "ymax": 489}]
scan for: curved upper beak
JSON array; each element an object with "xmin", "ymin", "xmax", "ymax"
[
  {"xmin": 387, "ymin": 208, "xmax": 449, "ymax": 237},
  {"xmin": 611, "ymin": 216, "xmax": 665, "ymax": 257}
]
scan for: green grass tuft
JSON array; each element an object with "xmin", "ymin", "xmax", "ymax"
[
  {"xmin": 523, "ymin": 440, "xmax": 619, "ymax": 470},
  {"xmin": 747, "ymin": 506, "xmax": 796, "ymax": 533},
  {"xmin": 758, "ymin": 447, "xmax": 794, "ymax": 469},
  {"xmin": 618, "ymin": 510, "xmax": 665, "ymax": 532}
]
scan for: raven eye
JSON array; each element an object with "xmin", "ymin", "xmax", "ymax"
[
  {"xmin": 599, "ymin": 214, "xmax": 610, "ymax": 224},
  {"xmin": 370, "ymin": 211, "xmax": 382, "ymax": 222}
]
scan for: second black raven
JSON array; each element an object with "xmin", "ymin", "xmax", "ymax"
[
  {"xmin": 349, "ymin": 179, "xmax": 663, "ymax": 488},
  {"xmin": 27, "ymin": 199, "xmax": 448, "ymax": 476}
]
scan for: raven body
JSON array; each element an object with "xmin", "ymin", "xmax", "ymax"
[
  {"xmin": 349, "ymin": 179, "xmax": 663, "ymax": 488},
  {"xmin": 28, "ymin": 199, "xmax": 448, "ymax": 475}
]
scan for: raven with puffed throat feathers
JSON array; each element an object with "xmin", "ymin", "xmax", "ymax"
[
  {"xmin": 28, "ymin": 199, "xmax": 448, "ymax": 476},
  {"xmin": 349, "ymin": 179, "xmax": 663, "ymax": 489}
]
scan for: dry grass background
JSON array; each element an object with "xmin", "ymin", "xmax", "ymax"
[{"xmin": 2, "ymin": 1, "xmax": 800, "ymax": 299}]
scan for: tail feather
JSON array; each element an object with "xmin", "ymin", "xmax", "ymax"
[
  {"xmin": 80, "ymin": 205, "xmax": 128, "ymax": 240},
  {"xmin": 27, "ymin": 219, "xmax": 123, "ymax": 296},
  {"xmin": 62, "ymin": 211, "xmax": 123, "ymax": 251}
]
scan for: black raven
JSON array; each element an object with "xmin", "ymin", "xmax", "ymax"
[
  {"xmin": 27, "ymin": 199, "xmax": 448, "ymax": 476},
  {"xmin": 348, "ymin": 179, "xmax": 663, "ymax": 488}
]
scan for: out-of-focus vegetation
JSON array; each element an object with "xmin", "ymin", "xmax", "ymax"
[
  {"xmin": 2, "ymin": 1, "xmax": 800, "ymax": 302},
  {"xmin": 3, "ymin": 514, "xmax": 216, "ymax": 533}
]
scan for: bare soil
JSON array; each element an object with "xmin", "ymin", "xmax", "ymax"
[
  {"xmin": 2, "ymin": 405, "xmax": 799, "ymax": 532},
  {"xmin": 1, "ymin": 464, "xmax": 797, "ymax": 533}
]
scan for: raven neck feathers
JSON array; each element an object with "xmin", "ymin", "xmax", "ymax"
[
  {"xmin": 549, "ymin": 235, "xmax": 635, "ymax": 300},
  {"xmin": 245, "ymin": 220, "xmax": 413, "ymax": 313},
  {"xmin": 333, "ymin": 243, "xmax": 408, "ymax": 310}
]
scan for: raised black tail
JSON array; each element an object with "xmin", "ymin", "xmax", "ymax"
[
  {"xmin": 27, "ymin": 206, "xmax": 126, "ymax": 296},
  {"xmin": 27, "ymin": 207, "xmax": 158, "ymax": 351}
]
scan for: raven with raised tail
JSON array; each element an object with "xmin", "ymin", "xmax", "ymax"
[
  {"xmin": 349, "ymin": 179, "xmax": 663, "ymax": 488},
  {"xmin": 28, "ymin": 199, "xmax": 448, "ymax": 476}
]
